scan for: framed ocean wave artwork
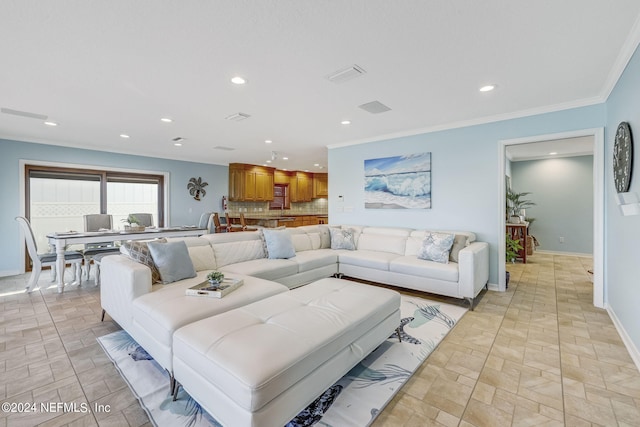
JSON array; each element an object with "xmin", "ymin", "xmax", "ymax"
[{"xmin": 364, "ymin": 152, "xmax": 431, "ymax": 209}]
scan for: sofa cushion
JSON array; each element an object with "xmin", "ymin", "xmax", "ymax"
[
  {"xmin": 389, "ymin": 256, "xmax": 459, "ymax": 282},
  {"xmin": 209, "ymin": 239, "xmax": 265, "ymax": 267},
  {"xmin": 147, "ymin": 240, "xmax": 197, "ymax": 284},
  {"xmin": 220, "ymin": 258, "xmax": 298, "ymax": 281},
  {"xmin": 291, "ymin": 249, "xmax": 338, "ymax": 272},
  {"xmin": 417, "ymin": 232, "xmax": 455, "ymax": 264},
  {"xmin": 329, "ymin": 227, "xmax": 356, "ymax": 250},
  {"xmin": 291, "ymin": 233, "xmax": 313, "ymax": 252},
  {"xmin": 338, "ymin": 249, "xmax": 400, "ymax": 271},
  {"xmin": 187, "ymin": 245, "xmax": 217, "ymax": 271},
  {"xmin": 262, "ymin": 229, "xmax": 296, "ymax": 259},
  {"xmin": 356, "ymin": 233, "xmax": 407, "ymax": 255}
]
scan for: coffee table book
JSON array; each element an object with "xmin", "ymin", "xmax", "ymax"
[{"xmin": 186, "ymin": 278, "xmax": 244, "ymax": 298}]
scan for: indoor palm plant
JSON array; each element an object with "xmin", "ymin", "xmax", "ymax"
[{"xmin": 506, "ymin": 189, "xmax": 536, "ymax": 223}]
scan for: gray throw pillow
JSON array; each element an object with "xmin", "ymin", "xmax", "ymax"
[
  {"xmin": 449, "ymin": 234, "xmax": 468, "ymax": 263},
  {"xmin": 262, "ymin": 229, "xmax": 296, "ymax": 259},
  {"xmin": 329, "ymin": 227, "xmax": 356, "ymax": 250},
  {"xmin": 147, "ymin": 240, "xmax": 197, "ymax": 284},
  {"xmin": 417, "ymin": 232, "xmax": 455, "ymax": 264}
]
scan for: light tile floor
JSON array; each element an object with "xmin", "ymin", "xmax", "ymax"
[{"xmin": 1, "ymin": 253, "xmax": 638, "ymax": 426}]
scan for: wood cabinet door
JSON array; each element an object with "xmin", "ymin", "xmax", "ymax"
[
  {"xmin": 244, "ymin": 170, "xmax": 257, "ymax": 200},
  {"xmin": 255, "ymin": 170, "xmax": 274, "ymax": 201},
  {"xmin": 313, "ymin": 173, "xmax": 328, "ymax": 198},
  {"xmin": 229, "ymin": 167, "xmax": 245, "ymax": 201}
]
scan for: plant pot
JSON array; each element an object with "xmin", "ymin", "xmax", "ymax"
[{"xmin": 508, "ymin": 216, "xmax": 521, "ymax": 224}]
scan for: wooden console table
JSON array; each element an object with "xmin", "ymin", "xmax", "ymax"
[{"xmin": 506, "ymin": 223, "xmax": 528, "ymax": 263}]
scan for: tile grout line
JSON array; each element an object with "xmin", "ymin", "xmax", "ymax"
[{"xmin": 39, "ymin": 281, "xmax": 102, "ymax": 426}]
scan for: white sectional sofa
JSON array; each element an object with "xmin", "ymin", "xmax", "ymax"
[
  {"xmin": 101, "ymin": 225, "xmax": 489, "ymax": 334},
  {"xmin": 100, "ymin": 224, "xmax": 489, "ymax": 425}
]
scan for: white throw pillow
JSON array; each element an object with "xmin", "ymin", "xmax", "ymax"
[
  {"xmin": 329, "ymin": 227, "xmax": 356, "ymax": 250},
  {"xmin": 417, "ymin": 232, "xmax": 455, "ymax": 264}
]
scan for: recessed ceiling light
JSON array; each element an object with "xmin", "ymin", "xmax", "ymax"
[
  {"xmin": 314, "ymin": 163, "xmax": 320, "ymax": 167},
  {"xmin": 174, "ymin": 143, "xmax": 182, "ymax": 147},
  {"xmin": 479, "ymin": 84, "xmax": 496, "ymax": 92},
  {"xmin": 549, "ymin": 152, "xmax": 558, "ymax": 155},
  {"xmin": 44, "ymin": 121, "xmax": 58, "ymax": 126},
  {"xmin": 265, "ymin": 140, "xmax": 272, "ymax": 144},
  {"xmin": 341, "ymin": 120, "xmax": 351, "ymax": 125},
  {"xmin": 283, "ymin": 157, "xmax": 289, "ymax": 160},
  {"xmin": 120, "ymin": 134, "xmax": 130, "ymax": 138},
  {"xmin": 231, "ymin": 76, "xmax": 247, "ymax": 85},
  {"xmin": 266, "ymin": 160, "xmax": 272, "ymax": 163},
  {"xmin": 161, "ymin": 117, "xmax": 173, "ymax": 123}
]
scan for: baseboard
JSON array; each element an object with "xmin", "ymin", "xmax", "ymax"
[
  {"xmin": 0, "ymin": 269, "xmax": 20, "ymax": 278},
  {"xmin": 534, "ymin": 250, "xmax": 593, "ymax": 257},
  {"xmin": 606, "ymin": 303, "xmax": 640, "ymax": 372}
]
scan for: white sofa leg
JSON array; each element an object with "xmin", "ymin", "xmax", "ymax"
[{"xmin": 465, "ymin": 297, "xmax": 474, "ymax": 311}]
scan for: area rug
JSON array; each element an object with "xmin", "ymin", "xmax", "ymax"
[{"xmin": 97, "ymin": 295, "xmax": 467, "ymax": 427}]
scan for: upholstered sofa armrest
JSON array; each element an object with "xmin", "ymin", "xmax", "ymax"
[
  {"xmin": 457, "ymin": 242, "xmax": 490, "ymax": 299},
  {"xmin": 100, "ymin": 255, "xmax": 152, "ymax": 330}
]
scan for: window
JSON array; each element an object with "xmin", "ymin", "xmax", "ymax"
[
  {"xmin": 25, "ymin": 165, "xmax": 164, "ymax": 253},
  {"xmin": 269, "ymin": 184, "xmax": 290, "ymax": 210}
]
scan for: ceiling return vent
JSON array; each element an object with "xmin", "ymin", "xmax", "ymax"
[
  {"xmin": 326, "ymin": 64, "xmax": 366, "ymax": 83},
  {"xmin": 225, "ymin": 112, "xmax": 251, "ymax": 122},
  {"xmin": 1, "ymin": 107, "xmax": 48, "ymax": 120},
  {"xmin": 358, "ymin": 100, "xmax": 392, "ymax": 114},
  {"xmin": 213, "ymin": 146, "xmax": 235, "ymax": 151}
]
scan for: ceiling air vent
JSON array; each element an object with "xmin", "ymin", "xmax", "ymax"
[
  {"xmin": 359, "ymin": 101, "xmax": 391, "ymax": 114},
  {"xmin": 213, "ymin": 146, "xmax": 235, "ymax": 151},
  {"xmin": 326, "ymin": 65, "xmax": 366, "ymax": 84},
  {"xmin": 1, "ymin": 107, "xmax": 48, "ymax": 120},
  {"xmin": 225, "ymin": 112, "xmax": 251, "ymax": 122}
]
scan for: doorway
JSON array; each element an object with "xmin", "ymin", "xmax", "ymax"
[{"xmin": 498, "ymin": 128, "xmax": 604, "ymax": 308}]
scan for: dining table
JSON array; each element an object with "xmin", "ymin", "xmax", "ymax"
[{"xmin": 46, "ymin": 226, "xmax": 207, "ymax": 292}]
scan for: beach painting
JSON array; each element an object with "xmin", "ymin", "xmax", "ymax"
[{"xmin": 364, "ymin": 153, "xmax": 431, "ymax": 209}]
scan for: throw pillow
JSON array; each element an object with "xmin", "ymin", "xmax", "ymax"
[
  {"xmin": 449, "ymin": 234, "xmax": 468, "ymax": 263},
  {"xmin": 147, "ymin": 240, "xmax": 197, "ymax": 284},
  {"xmin": 121, "ymin": 238, "xmax": 166, "ymax": 283},
  {"xmin": 262, "ymin": 229, "xmax": 296, "ymax": 259},
  {"xmin": 329, "ymin": 227, "xmax": 356, "ymax": 250},
  {"xmin": 417, "ymin": 232, "xmax": 455, "ymax": 264}
]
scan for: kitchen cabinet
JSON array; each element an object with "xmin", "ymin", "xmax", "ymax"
[
  {"xmin": 312, "ymin": 173, "xmax": 328, "ymax": 198},
  {"xmin": 290, "ymin": 172, "xmax": 313, "ymax": 202},
  {"xmin": 228, "ymin": 163, "xmax": 274, "ymax": 201}
]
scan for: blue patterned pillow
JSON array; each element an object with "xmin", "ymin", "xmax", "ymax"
[
  {"xmin": 329, "ymin": 227, "xmax": 356, "ymax": 250},
  {"xmin": 417, "ymin": 232, "xmax": 455, "ymax": 264}
]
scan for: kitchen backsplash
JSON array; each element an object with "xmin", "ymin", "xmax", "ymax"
[{"xmin": 228, "ymin": 198, "xmax": 328, "ymax": 216}]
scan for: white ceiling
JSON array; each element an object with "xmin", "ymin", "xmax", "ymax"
[
  {"xmin": 2, "ymin": 1, "xmax": 640, "ymax": 172},
  {"xmin": 506, "ymin": 136, "xmax": 594, "ymax": 162}
]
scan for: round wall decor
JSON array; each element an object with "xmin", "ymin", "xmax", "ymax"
[{"xmin": 613, "ymin": 121, "xmax": 633, "ymax": 193}]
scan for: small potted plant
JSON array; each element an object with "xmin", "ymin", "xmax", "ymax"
[
  {"xmin": 121, "ymin": 214, "xmax": 145, "ymax": 232},
  {"xmin": 207, "ymin": 271, "xmax": 225, "ymax": 285}
]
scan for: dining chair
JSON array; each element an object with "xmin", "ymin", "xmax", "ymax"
[
  {"xmin": 212, "ymin": 212, "xmax": 223, "ymax": 233},
  {"xmin": 239, "ymin": 213, "xmax": 258, "ymax": 231},
  {"xmin": 198, "ymin": 212, "xmax": 215, "ymax": 233},
  {"xmin": 15, "ymin": 216, "xmax": 83, "ymax": 293},
  {"xmin": 82, "ymin": 214, "xmax": 121, "ymax": 281},
  {"xmin": 128, "ymin": 213, "xmax": 154, "ymax": 227},
  {"xmin": 225, "ymin": 213, "xmax": 243, "ymax": 232}
]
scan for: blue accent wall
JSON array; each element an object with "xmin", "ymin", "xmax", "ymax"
[
  {"xmin": 329, "ymin": 104, "xmax": 605, "ymax": 287},
  {"xmin": 0, "ymin": 139, "xmax": 228, "ymax": 276},
  {"xmin": 605, "ymin": 43, "xmax": 640, "ymax": 354},
  {"xmin": 511, "ymin": 156, "xmax": 594, "ymax": 254}
]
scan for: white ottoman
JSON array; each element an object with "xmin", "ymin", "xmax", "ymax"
[
  {"xmin": 173, "ymin": 278, "xmax": 401, "ymax": 427},
  {"xmin": 128, "ymin": 274, "xmax": 288, "ymax": 375}
]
